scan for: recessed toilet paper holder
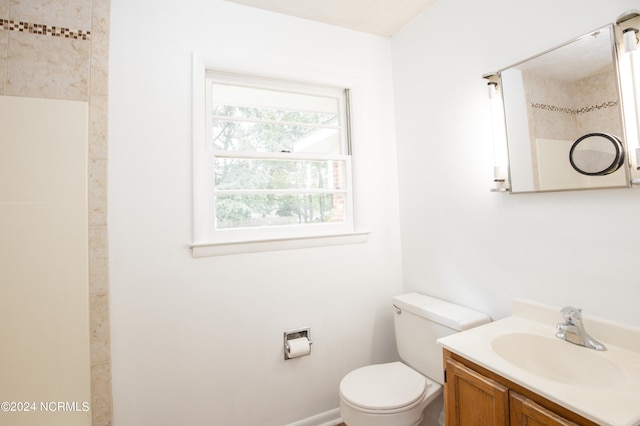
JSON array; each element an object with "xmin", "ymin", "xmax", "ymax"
[{"xmin": 283, "ymin": 327, "xmax": 313, "ymax": 360}]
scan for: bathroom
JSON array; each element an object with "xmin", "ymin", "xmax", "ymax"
[{"xmin": 2, "ymin": 0, "xmax": 640, "ymax": 425}]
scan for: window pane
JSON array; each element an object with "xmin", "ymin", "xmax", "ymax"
[
  {"xmin": 215, "ymin": 158, "xmax": 346, "ymax": 190},
  {"xmin": 213, "ymin": 105, "xmax": 337, "ymax": 126},
  {"xmin": 211, "ymin": 83, "xmax": 339, "ymax": 119},
  {"xmin": 215, "ymin": 193, "xmax": 346, "ymax": 229},
  {"xmin": 212, "ymin": 118, "xmax": 341, "ymax": 154}
]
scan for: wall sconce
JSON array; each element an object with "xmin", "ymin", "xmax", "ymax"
[
  {"xmin": 617, "ymin": 10, "xmax": 640, "ymax": 184},
  {"xmin": 484, "ymin": 73, "xmax": 510, "ymax": 192},
  {"xmin": 623, "ymin": 27, "xmax": 638, "ymax": 52}
]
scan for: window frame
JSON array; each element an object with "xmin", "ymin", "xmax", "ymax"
[{"xmin": 191, "ymin": 55, "xmax": 367, "ymax": 256}]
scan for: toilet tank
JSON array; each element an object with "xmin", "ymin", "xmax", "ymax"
[{"xmin": 392, "ymin": 293, "xmax": 491, "ymax": 385}]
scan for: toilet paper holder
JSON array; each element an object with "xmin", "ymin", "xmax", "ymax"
[{"xmin": 283, "ymin": 327, "xmax": 313, "ymax": 360}]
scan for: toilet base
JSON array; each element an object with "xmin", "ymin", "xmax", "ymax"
[
  {"xmin": 419, "ymin": 393, "xmax": 444, "ymax": 426},
  {"xmin": 340, "ymin": 401, "xmax": 424, "ymax": 426},
  {"xmin": 340, "ymin": 382, "xmax": 442, "ymax": 426}
]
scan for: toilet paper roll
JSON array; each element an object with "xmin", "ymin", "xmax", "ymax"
[{"xmin": 287, "ymin": 337, "xmax": 311, "ymax": 358}]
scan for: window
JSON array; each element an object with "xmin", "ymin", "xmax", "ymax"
[{"xmin": 192, "ymin": 66, "xmax": 364, "ymax": 255}]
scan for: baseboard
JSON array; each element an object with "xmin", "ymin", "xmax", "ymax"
[{"xmin": 283, "ymin": 408, "xmax": 342, "ymax": 426}]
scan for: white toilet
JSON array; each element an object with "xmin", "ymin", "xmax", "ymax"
[{"xmin": 339, "ymin": 293, "xmax": 491, "ymax": 426}]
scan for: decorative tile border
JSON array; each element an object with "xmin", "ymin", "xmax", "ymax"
[
  {"xmin": 1, "ymin": 18, "xmax": 91, "ymax": 40},
  {"xmin": 530, "ymin": 100, "xmax": 618, "ymax": 115}
]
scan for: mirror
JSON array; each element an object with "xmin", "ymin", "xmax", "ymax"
[
  {"xmin": 498, "ymin": 24, "xmax": 630, "ymax": 193},
  {"xmin": 569, "ymin": 132, "xmax": 625, "ymax": 175}
]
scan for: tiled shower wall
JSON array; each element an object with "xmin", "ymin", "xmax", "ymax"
[{"xmin": 0, "ymin": 0, "xmax": 112, "ymax": 425}]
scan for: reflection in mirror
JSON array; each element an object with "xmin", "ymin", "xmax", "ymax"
[
  {"xmin": 569, "ymin": 133, "xmax": 624, "ymax": 176},
  {"xmin": 499, "ymin": 24, "xmax": 630, "ymax": 193}
]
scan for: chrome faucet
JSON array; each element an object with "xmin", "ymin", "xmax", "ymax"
[{"xmin": 556, "ymin": 306, "xmax": 606, "ymax": 351}]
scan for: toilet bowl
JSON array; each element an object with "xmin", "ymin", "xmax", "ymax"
[
  {"xmin": 339, "ymin": 362, "xmax": 442, "ymax": 426},
  {"xmin": 338, "ymin": 293, "xmax": 491, "ymax": 426}
]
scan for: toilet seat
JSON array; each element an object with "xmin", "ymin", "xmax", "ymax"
[{"xmin": 339, "ymin": 362, "xmax": 430, "ymax": 414}]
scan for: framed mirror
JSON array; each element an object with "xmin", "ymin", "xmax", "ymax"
[{"xmin": 498, "ymin": 24, "xmax": 630, "ymax": 193}]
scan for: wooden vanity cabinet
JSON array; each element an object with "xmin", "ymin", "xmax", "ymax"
[{"xmin": 443, "ymin": 350, "xmax": 598, "ymax": 426}]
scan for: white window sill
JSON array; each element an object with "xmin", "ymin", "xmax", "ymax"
[{"xmin": 190, "ymin": 232, "xmax": 370, "ymax": 258}]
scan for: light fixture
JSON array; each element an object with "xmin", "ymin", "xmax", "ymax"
[
  {"xmin": 616, "ymin": 10, "xmax": 640, "ymax": 184},
  {"xmin": 623, "ymin": 27, "xmax": 638, "ymax": 52},
  {"xmin": 483, "ymin": 73, "xmax": 510, "ymax": 192}
]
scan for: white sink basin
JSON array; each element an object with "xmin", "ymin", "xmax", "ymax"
[{"xmin": 491, "ymin": 332, "xmax": 626, "ymax": 387}]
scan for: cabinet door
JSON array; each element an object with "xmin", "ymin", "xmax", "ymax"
[
  {"xmin": 510, "ymin": 391, "xmax": 578, "ymax": 426},
  {"xmin": 445, "ymin": 358, "xmax": 509, "ymax": 426}
]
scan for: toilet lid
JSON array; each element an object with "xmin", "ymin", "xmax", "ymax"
[{"xmin": 339, "ymin": 362, "xmax": 428, "ymax": 411}]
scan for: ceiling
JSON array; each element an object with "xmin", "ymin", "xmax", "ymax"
[{"xmin": 223, "ymin": 0, "xmax": 439, "ymax": 37}]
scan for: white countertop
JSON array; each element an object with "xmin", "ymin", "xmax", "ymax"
[{"xmin": 437, "ymin": 299, "xmax": 640, "ymax": 426}]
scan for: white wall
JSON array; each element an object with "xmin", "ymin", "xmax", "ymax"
[
  {"xmin": 108, "ymin": 1, "xmax": 403, "ymax": 425},
  {"xmin": 392, "ymin": 0, "xmax": 640, "ymax": 326}
]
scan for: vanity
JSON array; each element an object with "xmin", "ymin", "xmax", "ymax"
[{"xmin": 438, "ymin": 300, "xmax": 640, "ymax": 426}]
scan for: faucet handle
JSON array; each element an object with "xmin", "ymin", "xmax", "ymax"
[{"xmin": 560, "ymin": 306, "xmax": 582, "ymax": 323}]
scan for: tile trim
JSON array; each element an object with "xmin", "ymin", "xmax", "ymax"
[
  {"xmin": 530, "ymin": 100, "xmax": 618, "ymax": 115},
  {"xmin": 1, "ymin": 18, "xmax": 91, "ymax": 40}
]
